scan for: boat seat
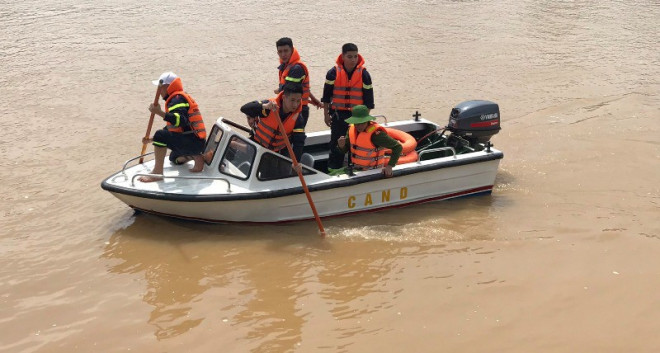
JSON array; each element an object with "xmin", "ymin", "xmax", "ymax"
[
  {"xmin": 237, "ymin": 161, "xmax": 251, "ymax": 175},
  {"xmin": 300, "ymin": 153, "xmax": 315, "ymax": 168}
]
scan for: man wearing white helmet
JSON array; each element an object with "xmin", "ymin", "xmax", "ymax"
[{"xmin": 139, "ymin": 71, "xmax": 207, "ymax": 182}]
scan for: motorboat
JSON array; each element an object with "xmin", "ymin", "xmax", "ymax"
[{"xmin": 101, "ymin": 100, "xmax": 503, "ymax": 223}]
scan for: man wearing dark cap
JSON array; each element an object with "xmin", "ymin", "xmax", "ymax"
[
  {"xmin": 240, "ymin": 82, "xmax": 306, "ymax": 163},
  {"xmin": 321, "ymin": 43, "xmax": 375, "ymax": 175}
]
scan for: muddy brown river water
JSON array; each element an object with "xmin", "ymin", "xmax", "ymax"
[{"xmin": 1, "ymin": 1, "xmax": 658, "ymax": 352}]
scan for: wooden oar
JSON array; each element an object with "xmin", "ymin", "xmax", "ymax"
[
  {"xmin": 274, "ymin": 110, "xmax": 326, "ymax": 237},
  {"xmin": 139, "ymin": 80, "xmax": 163, "ymax": 164}
]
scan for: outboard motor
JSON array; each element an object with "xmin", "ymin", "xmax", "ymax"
[{"xmin": 447, "ymin": 100, "xmax": 500, "ymax": 148}]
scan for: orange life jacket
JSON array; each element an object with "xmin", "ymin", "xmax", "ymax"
[
  {"xmin": 349, "ymin": 122, "xmax": 387, "ymax": 170},
  {"xmin": 279, "ymin": 47, "xmax": 311, "ymax": 105},
  {"xmin": 331, "ymin": 54, "xmax": 366, "ymax": 111},
  {"xmin": 253, "ymin": 92, "xmax": 302, "ymax": 152},
  {"xmin": 164, "ymin": 78, "xmax": 206, "ymax": 140}
]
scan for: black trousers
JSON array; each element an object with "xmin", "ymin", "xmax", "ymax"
[{"xmin": 327, "ymin": 109, "xmax": 353, "ymax": 170}]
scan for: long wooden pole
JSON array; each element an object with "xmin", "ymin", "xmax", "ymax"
[
  {"xmin": 139, "ymin": 80, "xmax": 162, "ymax": 164},
  {"xmin": 274, "ymin": 110, "xmax": 326, "ymax": 237}
]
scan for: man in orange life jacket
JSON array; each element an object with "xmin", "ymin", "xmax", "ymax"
[
  {"xmin": 337, "ymin": 105, "xmax": 402, "ymax": 178},
  {"xmin": 321, "ymin": 43, "xmax": 375, "ymax": 174},
  {"xmin": 139, "ymin": 72, "xmax": 207, "ymax": 183},
  {"xmin": 240, "ymin": 82, "xmax": 305, "ymax": 172},
  {"xmin": 274, "ymin": 37, "xmax": 322, "ymax": 141}
]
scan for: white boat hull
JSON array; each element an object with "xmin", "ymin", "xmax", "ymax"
[
  {"xmin": 102, "ymin": 117, "xmax": 503, "ymax": 223},
  {"xmin": 105, "ymin": 157, "xmax": 500, "ymax": 223}
]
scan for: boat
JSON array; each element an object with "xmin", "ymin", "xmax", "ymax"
[{"xmin": 101, "ymin": 100, "xmax": 503, "ymax": 223}]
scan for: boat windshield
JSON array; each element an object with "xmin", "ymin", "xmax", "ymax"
[
  {"xmin": 203, "ymin": 125, "xmax": 224, "ymax": 165},
  {"xmin": 219, "ymin": 135, "xmax": 256, "ymax": 180}
]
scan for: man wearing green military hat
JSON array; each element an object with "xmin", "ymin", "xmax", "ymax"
[{"xmin": 336, "ymin": 105, "xmax": 402, "ymax": 177}]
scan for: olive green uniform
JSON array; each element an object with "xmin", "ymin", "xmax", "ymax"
[{"xmin": 338, "ymin": 128, "xmax": 403, "ymax": 167}]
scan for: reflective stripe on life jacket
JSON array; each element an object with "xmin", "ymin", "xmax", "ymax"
[
  {"xmin": 331, "ymin": 65, "xmax": 364, "ymax": 111},
  {"xmin": 348, "ymin": 122, "xmax": 386, "ymax": 170},
  {"xmin": 253, "ymin": 92, "xmax": 302, "ymax": 152},
  {"xmin": 164, "ymin": 79, "xmax": 206, "ymax": 140},
  {"xmin": 331, "ymin": 53, "xmax": 366, "ymax": 111},
  {"xmin": 279, "ymin": 48, "xmax": 311, "ymax": 105}
]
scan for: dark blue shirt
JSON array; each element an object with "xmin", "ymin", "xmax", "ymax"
[{"xmin": 277, "ymin": 63, "xmax": 306, "ymax": 92}]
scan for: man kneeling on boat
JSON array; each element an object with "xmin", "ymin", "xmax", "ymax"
[
  {"xmin": 240, "ymin": 82, "xmax": 305, "ymax": 174},
  {"xmin": 139, "ymin": 72, "xmax": 207, "ymax": 183},
  {"xmin": 336, "ymin": 105, "xmax": 402, "ymax": 178}
]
